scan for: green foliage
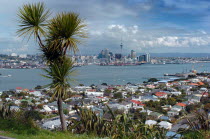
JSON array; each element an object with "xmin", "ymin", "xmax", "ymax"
[
  {"xmin": 104, "ymin": 89, "xmax": 112, "ymax": 96},
  {"xmin": 35, "ymin": 85, "xmax": 42, "ymax": 90},
  {"xmin": 24, "ymin": 110, "xmax": 42, "ymax": 121},
  {"xmin": 69, "ymin": 106, "xmax": 167, "ymax": 139},
  {"xmin": 17, "ymin": 2, "xmax": 50, "ymax": 40},
  {"xmin": 182, "ymin": 130, "xmax": 203, "ymax": 139},
  {"xmin": 134, "ymin": 111, "xmax": 147, "ymax": 122},
  {"xmin": 0, "ymin": 92, "xmax": 9, "ymax": 98},
  {"xmin": 186, "ymin": 104, "xmax": 198, "ymax": 113},
  {"xmin": 0, "ymin": 118, "xmax": 93, "ymax": 139},
  {"xmin": 184, "ymin": 110, "xmax": 210, "ymax": 133},
  {"xmin": 63, "ymin": 109, "xmax": 69, "ymax": 115},
  {"xmin": 148, "ymin": 78, "xmax": 159, "ymax": 82},
  {"xmin": 113, "ymin": 92, "xmax": 123, "ymax": 99},
  {"xmin": 37, "ymin": 104, "xmax": 44, "ymax": 109},
  {"xmin": 101, "ymin": 83, "xmax": 108, "ymax": 86},
  {"xmin": 21, "ymin": 101, "xmax": 29, "ymax": 108},
  {"xmin": 42, "ymin": 57, "xmax": 76, "ymax": 99},
  {"xmin": 0, "ymin": 104, "xmax": 11, "ymax": 119}
]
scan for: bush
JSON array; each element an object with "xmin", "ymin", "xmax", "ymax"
[
  {"xmin": 68, "ymin": 106, "xmax": 167, "ymax": 139},
  {"xmin": 63, "ymin": 109, "xmax": 69, "ymax": 115}
]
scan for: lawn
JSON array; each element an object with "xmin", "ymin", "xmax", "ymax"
[{"xmin": 0, "ymin": 118, "xmax": 104, "ymax": 139}]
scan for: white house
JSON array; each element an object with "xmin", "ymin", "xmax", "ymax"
[
  {"xmin": 5, "ymin": 98, "xmax": 11, "ymax": 102},
  {"xmin": 200, "ymin": 88, "xmax": 208, "ymax": 92},
  {"xmin": 167, "ymin": 110, "xmax": 179, "ymax": 117},
  {"xmin": 85, "ymin": 91, "xmax": 104, "ymax": 97},
  {"xmin": 43, "ymin": 105, "xmax": 52, "ymax": 113},
  {"xmin": 70, "ymin": 95, "xmax": 83, "ymax": 100},
  {"xmin": 158, "ymin": 121, "xmax": 172, "ymax": 129},
  {"xmin": 16, "ymin": 87, "xmax": 22, "ymax": 93},
  {"xmin": 170, "ymin": 91, "xmax": 182, "ymax": 96},
  {"xmin": 74, "ymin": 86, "xmax": 91, "ymax": 92},
  {"xmin": 14, "ymin": 100, "xmax": 21, "ymax": 105},
  {"xmin": 145, "ymin": 120, "xmax": 157, "ymax": 126},
  {"xmin": 29, "ymin": 90, "xmax": 42, "ymax": 97},
  {"xmin": 10, "ymin": 106, "xmax": 20, "ymax": 111},
  {"xmin": 140, "ymin": 109, "xmax": 153, "ymax": 115},
  {"xmin": 171, "ymin": 105, "xmax": 182, "ymax": 112}
]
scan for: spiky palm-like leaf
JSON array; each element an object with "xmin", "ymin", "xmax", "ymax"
[
  {"xmin": 47, "ymin": 12, "xmax": 87, "ymax": 55},
  {"xmin": 17, "ymin": 2, "xmax": 50, "ymax": 44},
  {"xmin": 42, "ymin": 57, "xmax": 76, "ymax": 99}
]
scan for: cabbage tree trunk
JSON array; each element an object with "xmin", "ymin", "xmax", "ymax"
[{"xmin": 57, "ymin": 98, "xmax": 67, "ymax": 131}]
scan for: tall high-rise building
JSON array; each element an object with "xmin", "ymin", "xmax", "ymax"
[
  {"xmin": 131, "ymin": 50, "xmax": 136, "ymax": 59},
  {"xmin": 139, "ymin": 55, "xmax": 146, "ymax": 62},
  {"xmin": 104, "ymin": 48, "xmax": 109, "ymax": 58},
  {"xmin": 120, "ymin": 37, "xmax": 123, "ymax": 54},
  {"xmin": 115, "ymin": 53, "xmax": 122, "ymax": 60},
  {"xmin": 146, "ymin": 53, "xmax": 150, "ymax": 63}
]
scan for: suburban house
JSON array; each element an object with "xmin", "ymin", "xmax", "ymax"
[
  {"xmin": 29, "ymin": 90, "xmax": 42, "ymax": 97},
  {"xmin": 16, "ymin": 87, "xmax": 22, "ymax": 93},
  {"xmin": 158, "ymin": 121, "xmax": 172, "ymax": 129},
  {"xmin": 130, "ymin": 100, "xmax": 145, "ymax": 109},
  {"xmin": 155, "ymin": 92, "xmax": 168, "ymax": 98},
  {"xmin": 70, "ymin": 95, "xmax": 83, "ymax": 100},
  {"xmin": 170, "ymin": 91, "xmax": 182, "ymax": 96},
  {"xmin": 145, "ymin": 120, "xmax": 157, "ymax": 126},
  {"xmin": 85, "ymin": 91, "xmax": 104, "ymax": 97}
]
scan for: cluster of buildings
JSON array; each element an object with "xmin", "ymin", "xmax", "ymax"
[
  {"xmin": 98, "ymin": 48, "xmax": 151, "ymax": 65},
  {"xmin": 0, "ymin": 73, "xmax": 210, "ymax": 137},
  {"xmin": 1, "ymin": 52, "xmax": 210, "ymax": 68},
  {"xmin": 0, "ymin": 53, "xmax": 45, "ymax": 69}
]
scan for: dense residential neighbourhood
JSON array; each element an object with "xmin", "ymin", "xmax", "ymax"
[{"xmin": 1, "ymin": 72, "xmax": 210, "ymax": 138}]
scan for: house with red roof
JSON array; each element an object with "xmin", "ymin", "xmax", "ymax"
[
  {"xmin": 16, "ymin": 87, "xmax": 22, "ymax": 93},
  {"xmin": 201, "ymin": 92, "xmax": 209, "ymax": 97},
  {"xmin": 197, "ymin": 82, "xmax": 204, "ymax": 86},
  {"xmin": 176, "ymin": 103, "xmax": 186, "ymax": 107},
  {"xmin": 155, "ymin": 92, "xmax": 168, "ymax": 98},
  {"xmin": 130, "ymin": 100, "xmax": 145, "ymax": 107},
  {"xmin": 71, "ymin": 95, "xmax": 83, "ymax": 100}
]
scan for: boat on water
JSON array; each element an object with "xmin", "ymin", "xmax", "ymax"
[
  {"xmin": 164, "ymin": 69, "xmax": 197, "ymax": 77},
  {"xmin": 0, "ymin": 74, "xmax": 12, "ymax": 77}
]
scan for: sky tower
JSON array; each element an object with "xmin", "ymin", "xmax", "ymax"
[{"xmin": 120, "ymin": 37, "xmax": 123, "ymax": 54}]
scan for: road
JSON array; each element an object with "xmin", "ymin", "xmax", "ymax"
[{"xmin": 0, "ymin": 136, "xmax": 15, "ymax": 139}]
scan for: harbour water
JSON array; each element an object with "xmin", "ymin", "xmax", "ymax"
[{"xmin": 0, "ymin": 63, "xmax": 209, "ymax": 91}]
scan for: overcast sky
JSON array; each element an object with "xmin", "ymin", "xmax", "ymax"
[{"xmin": 0, "ymin": 0, "xmax": 210, "ymax": 55}]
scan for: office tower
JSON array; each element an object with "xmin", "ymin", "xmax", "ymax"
[
  {"xmin": 139, "ymin": 55, "xmax": 146, "ymax": 62},
  {"xmin": 104, "ymin": 48, "xmax": 109, "ymax": 58},
  {"xmin": 115, "ymin": 53, "xmax": 122, "ymax": 60},
  {"xmin": 146, "ymin": 53, "xmax": 150, "ymax": 63},
  {"xmin": 131, "ymin": 50, "xmax": 136, "ymax": 59}
]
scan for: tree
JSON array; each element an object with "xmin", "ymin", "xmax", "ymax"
[
  {"xmin": 17, "ymin": 2, "xmax": 87, "ymax": 131},
  {"xmin": 113, "ymin": 92, "xmax": 123, "ymax": 99},
  {"xmin": 21, "ymin": 101, "xmax": 28, "ymax": 108},
  {"xmin": 35, "ymin": 85, "xmax": 42, "ymax": 90},
  {"xmin": 104, "ymin": 89, "xmax": 112, "ymax": 96},
  {"xmin": 186, "ymin": 104, "xmax": 196, "ymax": 113},
  {"xmin": 101, "ymin": 83, "xmax": 108, "ymax": 86},
  {"xmin": 42, "ymin": 57, "xmax": 76, "ymax": 131},
  {"xmin": 148, "ymin": 78, "xmax": 159, "ymax": 82},
  {"xmin": 204, "ymin": 103, "xmax": 210, "ymax": 112}
]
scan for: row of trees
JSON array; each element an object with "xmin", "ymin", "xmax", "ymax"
[{"xmin": 17, "ymin": 2, "xmax": 87, "ymax": 130}]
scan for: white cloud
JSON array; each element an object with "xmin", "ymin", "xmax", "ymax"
[
  {"xmin": 2, "ymin": 44, "xmax": 29, "ymax": 53},
  {"xmin": 88, "ymin": 24, "xmax": 210, "ymax": 53}
]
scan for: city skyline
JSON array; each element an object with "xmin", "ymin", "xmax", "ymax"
[{"xmin": 0, "ymin": 0, "xmax": 210, "ymax": 54}]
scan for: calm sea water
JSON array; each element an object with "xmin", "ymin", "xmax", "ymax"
[{"xmin": 0, "ymin": 63, "xmax": 209, "ymax": 91}]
